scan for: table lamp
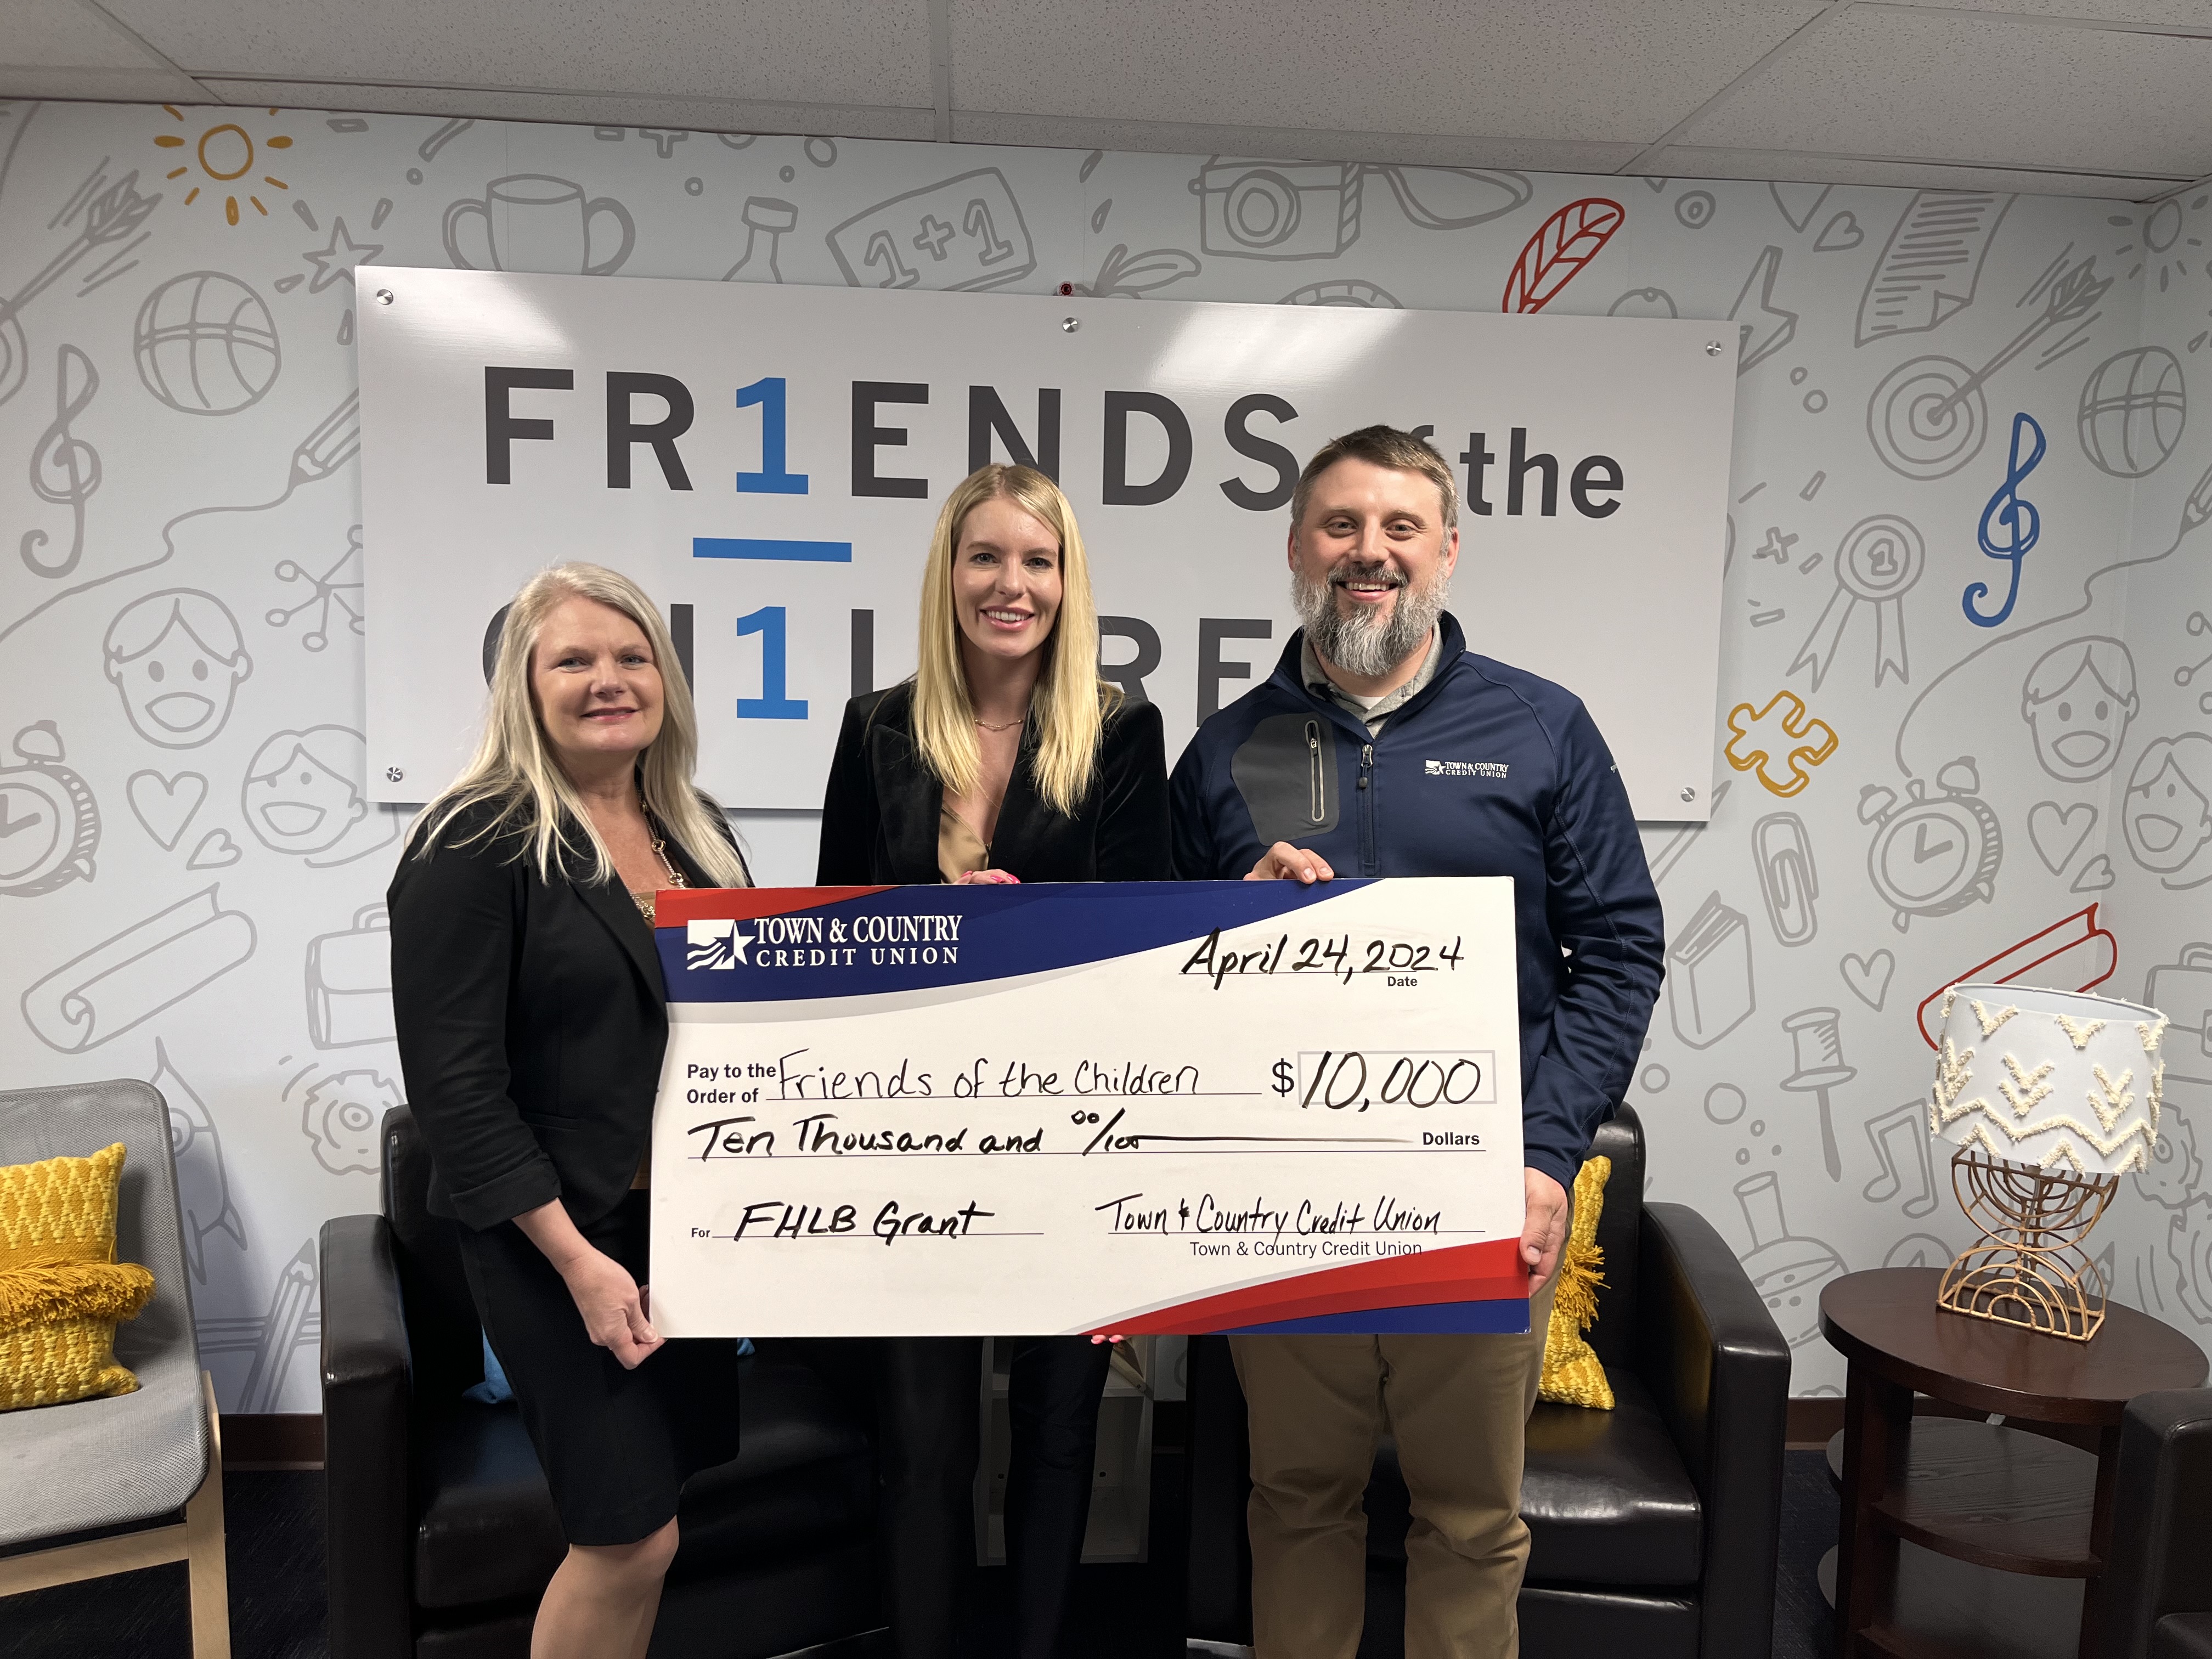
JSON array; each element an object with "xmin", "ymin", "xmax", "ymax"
[{"xmin": 1927, "ymin": 981, "xmax": 2167, "ymax": 1342}]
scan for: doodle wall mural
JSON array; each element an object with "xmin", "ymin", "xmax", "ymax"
[{"xmin": 2, "ymin": 97, "xmax": 2206, "ymax": 1404}]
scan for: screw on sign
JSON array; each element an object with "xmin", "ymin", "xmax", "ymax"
[{"xmin": 1501, "ymin": 199, "xmax": 1625, "ymax": 314}]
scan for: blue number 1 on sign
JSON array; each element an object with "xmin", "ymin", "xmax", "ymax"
[
  {"xmin": 695, "ymin": 374, "xmax": 852, "ymax": 562},
  {"xmin": 735, "ymin": 605, "xmax": 808, "ymax": 720}
]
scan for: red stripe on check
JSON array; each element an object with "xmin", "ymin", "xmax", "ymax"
[
  {"xmin": 656, "ymin": 885, "xmax": 893, "ymax": 927},
  {"xmin": 1103, "ymin": 1238, "xmax": 1526, "ymax": 1335}
]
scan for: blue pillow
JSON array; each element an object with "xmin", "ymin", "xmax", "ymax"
[{"xmin": 464, "ymin": 1332, "xmax": 512, "ymax": 1404}]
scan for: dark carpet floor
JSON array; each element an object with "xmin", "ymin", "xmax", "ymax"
[{"xmin": 2, "ymin": 1452, "xmax": 1841, "ymax": 1658}]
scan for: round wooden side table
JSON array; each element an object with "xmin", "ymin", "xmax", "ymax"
[{"xmin": 1820, "ymin": 1266, "xmax": 2208, "ymax": 1659}]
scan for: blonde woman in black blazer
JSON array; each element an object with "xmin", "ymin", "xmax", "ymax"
[
  {"xmin": 390, "ymin": 562, "xmax": 749, "ymax": 1659},
  {"xmin": 817, "ymin": 465, "xmax": 1170, "ymax": 1659}
]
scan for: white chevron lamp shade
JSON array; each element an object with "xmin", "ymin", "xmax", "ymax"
[{"xmin": 1928, "ymin": 983, "xmax": 2166, "ymax": 1177}]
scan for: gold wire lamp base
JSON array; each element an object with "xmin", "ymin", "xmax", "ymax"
[{"xmin": 1935, "ymin": 1148, "xmax": 2115, "ymax": 1343}]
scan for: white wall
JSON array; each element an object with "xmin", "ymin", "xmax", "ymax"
[{"xmin": 1, "ymin": 97, "xmax": 2202, "ymax": 1407}]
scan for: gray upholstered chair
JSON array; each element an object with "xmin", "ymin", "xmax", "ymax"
[{"xmin": 0, "ymin": 1079, "xmax": 231, "ymax": 1657}]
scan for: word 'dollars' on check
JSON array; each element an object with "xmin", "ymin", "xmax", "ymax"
[{"xmin": 647, "ymin": 878, "xmax": 1528, "ymax": 1338}]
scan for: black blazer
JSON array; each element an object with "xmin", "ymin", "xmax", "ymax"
[
  {"xmin": 816, "ymin": 682, "xmax": 1171, "ymax": 884},
  {"xmin": 387, "ymin": 798, "xmax": 747, "ymax": 1232}
]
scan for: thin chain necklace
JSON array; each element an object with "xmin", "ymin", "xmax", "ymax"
[{"xmin": 974, "ymin": 714, "xmax": 1025, "ymax": 732}]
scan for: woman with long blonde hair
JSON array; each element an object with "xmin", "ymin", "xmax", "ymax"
[
  {"xmin": 817, "ymin": 465, "xmax": 1169, "ymax": 1657},
  {"xmin": 390, "ymin": 562, "xmax": 748, "ymax": 1659}
]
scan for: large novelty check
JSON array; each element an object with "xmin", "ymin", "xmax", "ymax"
[{"xmin": 647, "ymin": 879, "xmax": 1527, "ymax": 1337}]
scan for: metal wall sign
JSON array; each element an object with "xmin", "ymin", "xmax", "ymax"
[{"xmin": 358, "ymin": 267, "xmax": 1736, "ymax": 818}]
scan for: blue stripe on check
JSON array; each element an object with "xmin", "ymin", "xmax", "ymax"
[{"xmin": 694, "ymin": 538, "xmax": 853, "ymax": 562}]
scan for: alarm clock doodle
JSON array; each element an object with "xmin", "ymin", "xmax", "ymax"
[
  {"xmin": 1857, "ymin": 757, "xmax": 2003, "ymax": 932},
  {"xmin": 0, "ymin": 720, "xmax": 99, "ymax": 898}
]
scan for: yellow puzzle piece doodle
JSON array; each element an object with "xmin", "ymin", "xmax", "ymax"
[{"xmin": 1725, "ymin": 692, "xmax": 1839, "ymax": 798}]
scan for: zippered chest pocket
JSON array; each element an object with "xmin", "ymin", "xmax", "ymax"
[{"xmin": 1230, "ymin": 712, "xmax": 1344, "ymax": 845}]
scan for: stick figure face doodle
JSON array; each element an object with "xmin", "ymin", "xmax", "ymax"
[
  {"xmin": 241, "ymin": 726, "xmax": 372, "ymax": 859},
  {"xmin": 2022, "ymin": 637, "xmax": 2138, "ymax": 782},
  {"xmin": 2124, "ymin": 735, "xmax": 2212, "ymax": 881},
  {"xmin": 103, "ymin": 590, "xmax": 252, "ymax": 749}
]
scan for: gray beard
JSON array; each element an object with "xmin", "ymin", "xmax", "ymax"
[{"xmin": 1293, "ymin": 561, "xmax": 1448, "ymax": 680}]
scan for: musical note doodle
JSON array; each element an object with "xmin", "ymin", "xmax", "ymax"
[
  {"xmin": 1965, "ymin": 413, "xmax": 2045, "ymax": 628},
  {"xmin": 19, "ymin": 345, "xmax": 100, "ymax": 577},
  {"xmin": 1862, "ymin": 1101, "xmax": 1940, "ymax": 1218}
]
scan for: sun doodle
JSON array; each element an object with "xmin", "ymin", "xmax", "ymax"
[
  {"xmin": 2108, "ymin": 193, "xmax": 2208, "ymax": 295},
  {"xmin": 153, "ymin": 106, "xmax": 293, "ymax": 227}
]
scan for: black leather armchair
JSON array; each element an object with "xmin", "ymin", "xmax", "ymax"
[
  {"xmin": 2102, "ymin": 1387, "xmax": 2212, "ymax": 1659},
  {"xmin": 1185, "ymin": 1104, "xmax": 1792, "ymax": 1659},
  {"xmin": 320, "ymin": 1108, "xmax": 882, "ymax": 1658}
]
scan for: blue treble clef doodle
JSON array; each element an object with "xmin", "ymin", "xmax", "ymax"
[{"xmin": 1965, "ymin": 411, "xmax": 2045, "ymax": 629}]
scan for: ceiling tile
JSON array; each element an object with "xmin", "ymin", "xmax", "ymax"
[
  {"xmin": 1680, "ymin": 7, "xmax": 2212, "ymax": 176},
  {"xmin": 947, "ymin": 0, "xmax": 1824, "ymax": 143},
  {"xmin": 208, "ymin": 81, "xmax": 936, "ymax": 142},
  {"xmin": 1, "ymin": 0, "xmax": 151, "ymax": 69},
  {"xmin": 1926, "ymin": 0, "xmax": 2212, "ymax": 26},
  {"xmin": 950, "ymin": 110, "xmax": 1640, "ymax": 171},
  {"xmin": 0, "ymin": 66, "xmax": 199, "ymax": 101},
  {"xmin": 106, "ymin": 0, "xmax": 934, "ymax": 108},
  {"xmin": 1641, "ymin": 144, "xmax": 2179, "ymax": 199}
]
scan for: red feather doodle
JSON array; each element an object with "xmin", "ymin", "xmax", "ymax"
[{"xmin": 1501, "ymin": 198, "xmax": 1626, "ymax": 314}]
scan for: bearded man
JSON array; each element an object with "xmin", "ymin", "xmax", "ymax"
[{"xmin": 1168, "ymin": 425, "xmax": 1664, "ymax": 1659}]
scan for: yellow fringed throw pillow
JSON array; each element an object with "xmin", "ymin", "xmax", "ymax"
[
  {"xmin": 1537, "ymin": 1154, "xmax": 1613, "ymax": 1409},
  {"xmin": 0, "ymin": 1143, "xmax": 155, "ymax": 1410}
]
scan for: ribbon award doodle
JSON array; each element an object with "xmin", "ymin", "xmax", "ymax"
[
  {"xmin": 1966, "ymin": 413, "xmax": 2045, "ymax": 628},
  {"xmin": 20, "ymin": 345, "xmax": 100, "ymax": 578},
  {"xmin": 1791, "ymin": 515, "xmax": 1923, "ymax": 689}
]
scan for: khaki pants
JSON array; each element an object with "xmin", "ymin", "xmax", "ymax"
[{"xmin": 1231, "ymin": 1273, "xmax": 1555, "ymax": 1659}]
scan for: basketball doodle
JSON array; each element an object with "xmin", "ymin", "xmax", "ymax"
[
  {"xmin": 134, "ymin": 270, "xmax": 280, "ymax": 415},
  {"xmin": 2078, "ymin": 346, "xmax": 2186, "ymax": 477},
  {"xmin": 1965, "ymin": 412, "xmax": 2045, "ymax": 628}
]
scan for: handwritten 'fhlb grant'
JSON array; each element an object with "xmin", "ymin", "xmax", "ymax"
[{"xmin": 646, "ymin": 878, "xmax": 1531, "ymax": 1337}]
